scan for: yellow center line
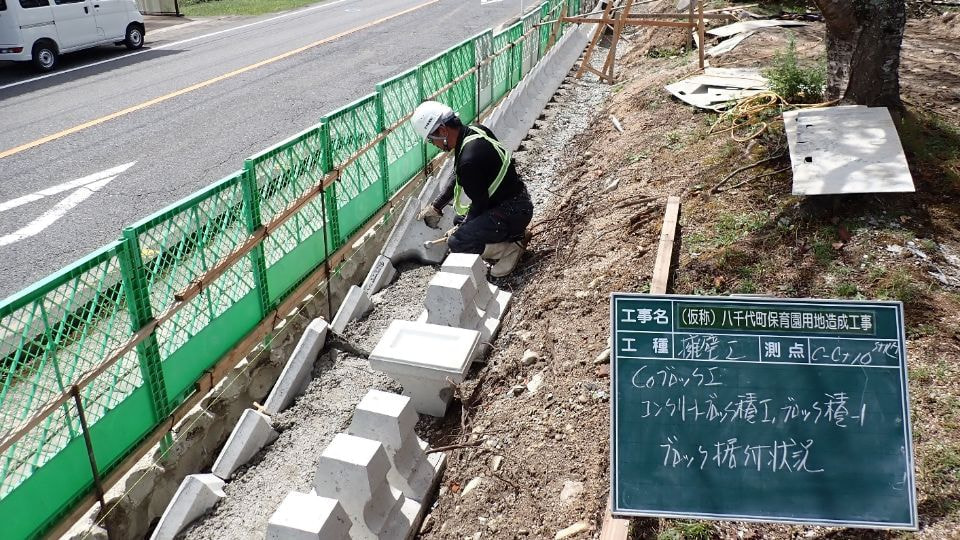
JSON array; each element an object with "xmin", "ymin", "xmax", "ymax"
[{"xmin": 0, "ymin": 0, "xmax": 441, "ymax": 161}]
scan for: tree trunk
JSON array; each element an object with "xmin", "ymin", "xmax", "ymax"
[{"xmin": 812, "ymin": 0, "xmax": 906, "ymax": 108}]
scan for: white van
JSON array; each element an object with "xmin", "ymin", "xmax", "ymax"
[{"xmin": 0, "ymin": 0, "xmax": 144, "ymax": 71}]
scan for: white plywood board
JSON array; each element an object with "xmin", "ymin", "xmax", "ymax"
[
  {"xmin": 707, "ymin": 30, "xmax": 757, "ymax": 56},
  {"xmin": 665, "ymin": 68, "xmax": 768, "ymax": 110},
  {"xmin": 785, "ymin": 106, "xmax": 915, "ymax": 195},
  {"xmin": 707, "ymin": 19, "xmax": 810, "ymax": 38}
]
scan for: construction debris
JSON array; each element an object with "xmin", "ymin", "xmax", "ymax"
[
  {"xmin": 665, "ymin": 67, "xmax": 768, "ymax": 110},
  {"xmin": 707, "ymin": 19, "xmax": 810, "ymax": 38},
  {"xmin": 784, "ymin": 106, "xmax": 916, "ymax": 195}
]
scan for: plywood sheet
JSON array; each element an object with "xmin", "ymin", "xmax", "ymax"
[
  {"xmin": 707, "ymin": 19, "xmax": 810, "ymax": 38},
  {"xmin": 784, "ymin": 106, "xmax": 915, "ymax": 195}
]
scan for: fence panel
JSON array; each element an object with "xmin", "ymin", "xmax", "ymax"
[
  {"xmin": 491, "ymin": 29, "xmax": 511, "ymax": 102},
  {"xmin": 418, "ymin": 51, "xmax": 451, "ymax": 162},
  {"xmin": 507, "ymin": 22, "xmax": 524, "ymax": 89},
  {"xmin": 246, "ymin": 126, "xmax": 331, "ymax": 304},
  {"xmin": 127, "ymin": 173, "xmax": 260, "ymax": 403},
  {"xmin": 447, "ymin": 38, "xmax": 477, "ymax": 125},
  {"xmin": 0, "ymin": 242, "xmax": 153, "ymax": 539},
  {"xmin": 321, "ymin": 94, "xmax": 386, "ymax": 248},
  {"xmin": 521, "ymin": 10, "xmax": 541, "ymax": 77},
  {"xmin": 473, "ymin": 30, "xmax": 494, "ymax": 113},
  {"xmin": 377, "ymin": 68, "xmax": 424, "ymax": 195}
]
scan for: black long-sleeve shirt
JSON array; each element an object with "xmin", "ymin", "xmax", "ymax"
[{"xmin": 431, "ymin": 124, "xmax": 523, "ymax": 221}]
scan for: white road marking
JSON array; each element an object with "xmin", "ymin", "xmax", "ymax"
[
  {"xmin": 0, "ymin": 161, "xmax": 135, "ymax": 213},
  {"xmin": 0, "ymin": 0, "xmax": 356, "ymax": 91},
  {"xmin": 0, "ymin": 162, "xmax": 135, "ymax": 246}
]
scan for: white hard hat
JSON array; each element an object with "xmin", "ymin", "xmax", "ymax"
[{"xmin": 411, "ymin": 101, "xmax": 456, "ymax": 140}]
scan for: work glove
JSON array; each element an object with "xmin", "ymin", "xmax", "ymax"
[
  {"xmin": 444, "ymin": 225, "xmax": 459, "ymax": 240},
  {"xmin": 417, "ymin": 204, "xmax": 442, "ymax": 229}
]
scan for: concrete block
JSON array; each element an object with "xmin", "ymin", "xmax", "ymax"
[
  {"xmin": 313, "ymin": 434, "xmax": 414, "ymax": 540},
  {"xmin": 149, "ymin": 474, "xmax": 225, "ymax": 540},
  {"xmin": 441, "ymin": 252, "xmax": 496, "ymax": 307},
  {"xmin": 483, "ymin": 288, "xmax": 513, "ymax": 323},
  {"xmin": 266, "ymin": 492, "xmax": 351, "ymax": 540},
  {"xmin": 263, "ymin": 318, "xmax": 329, "ymax": 415},
  {"xmin": 381, "ymin": 162, "xmax": 458, "ymax": 266},
  {"xmin": 331, "ymin": 285, "xmax": 373, "ymax": 334},
  {"xmin": 347, "ymin": 390, "xmax": 437, "ymax": 502},
  {"xmin": 361, "ymin": 255, "xmax": 398, "ymax": 296},
  {"xmin": 369, "ymin": 320, "xmax": 480, "ymax": 417},
  {"xmin": 423, "ymin": 272, "xmax": 482, "ymax": 329},
  {"xmin": 211, "ymin": 408, "xmax": 278, "ymax": 480}
]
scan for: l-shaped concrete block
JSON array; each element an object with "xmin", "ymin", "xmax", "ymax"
[
  {"xmin": 331, "ymin": 285, "xmax": 373, "ymax": 334},
  {"xmin": 313, "ymin": 433, "xmax": 418, "ymax": 540},
  {"xmin": 211, "ymin": 408, "xmax": 278, "ymax": 480},
  {"xmin": 149, "ymin": 474, "xmax": 225, "ymax": 540},
  {"xmin": 266, "ymin": 491, "xmax": 351, "ymax": 540},
  {"xmin": 263, "ymin": 318, "xmax": 329, "ymax": 416}
]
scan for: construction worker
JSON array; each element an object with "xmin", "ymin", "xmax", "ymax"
[{"xmin": 410, "ymin": 100, "xmax": 532, "ymax": 277}]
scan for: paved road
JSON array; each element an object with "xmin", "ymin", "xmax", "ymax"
[{"xmin": 0, "ymin": 0, "xmax": 527, "ymax": 299}]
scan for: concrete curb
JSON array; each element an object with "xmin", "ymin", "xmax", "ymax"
[
  {"xmin": 331, "ymin": 285, "xmax": 373, "ymax": 335},
  {"xmin": 262, "ymin": 318, "xmax": 330, "ymax": 416},
  {"xmin": 211, "ymin": 409, "xmax": 278, "ymax": 480},
  {"xmin": 149, "ymin": 474, "xmax": 225, "ymax": 540}
]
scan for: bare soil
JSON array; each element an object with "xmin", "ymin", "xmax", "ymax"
[{"xmin": 417, "ymin": 6, "xmax": 960, "ymax": 540}]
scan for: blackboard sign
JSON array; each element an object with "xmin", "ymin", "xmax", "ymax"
[{"xmin": 611, "ymin": 294, "xmax": 917, "ymax": 529}]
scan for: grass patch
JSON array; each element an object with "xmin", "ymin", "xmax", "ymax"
[
  {"xmin": 833, "ymin": 281, "xmax": 858, "ymax": 298},
  {"xmin": 762, "ymin": 37, "xmax": 825, "ymax": 103},
  {"xmin": 658, "ymin": 521, "xmax": 713, "ymax": 540},
  {"xmin": 900, "ymin": 108, "xmax": 960, "ymax": 187},
  {"xmin": 687, "ymin": 212, "xmax": 766, "ymax": 253},
  {"xmin": 180, "ymin": 0, "xmax": 322, "ymax": 17},
  {"xmin": 648, "ymin": 46, "xmax": 683, "ymax": 59},
  {"xmin": 874, "ymin": 268, "xmax": 923, "ymax": 303}
]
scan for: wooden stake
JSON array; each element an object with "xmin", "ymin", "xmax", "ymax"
[
  {"xmin": 575, "ymin": 0, "xmax": 617, "ymax": 79},
  {"xmin": 599, "ymin": 0, "xmax": 634, "ymax": 81},
  {"xmin": 687, "ymin": 0, "xmax": 695, "ymax": 51},
  {"xmin": 697, "ymin": 0, "xmax": 706, "ymax": 69},
  {"xmin": 547, "ymin": 3, "xmax": 566, "ymax": 50}
]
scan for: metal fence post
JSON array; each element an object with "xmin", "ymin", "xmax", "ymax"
[
  {"xmin": 375, "ymin": 92, "xmax": 391, "ymax": 204},
  {"xmin": 239, "ymin": 166, "xmax": 273, "ymax": 315},
  {"xmin": 319, "ymin": 124, "xmax": 342, "ymax": 250},
  {"xmin": 118, "ymin": 230, "xmax": 171, "ymax": 423}
]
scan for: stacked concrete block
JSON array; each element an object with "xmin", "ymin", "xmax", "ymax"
[
  {"xmin": 423, "ymin": 272, "xmax": 483, "ymax": 329},
  {"xmin": 313, "ymin": 434, "xmax": 419, "ymax": 540},
  {"xmin": 266, "ymin": 492, "xmax": 351, "ymax": 540},
  {"xmin": 369, "ymin": 320, "xmax": 480, "ymax": 417},
  {"xmin": 331, "ymin": 285, "xmax": 373, "ymax": 334},
  {"xmin": 263, "ymin": 318, "xmax": 329, "ymax": 415},
  {"xmin": 149, "ymin": 474, "xmax": 225, "ymax": 540},
  {"xmin": 440, "ymin": 253, "xmax": 513, "ymax": 321},
  {"xmin": 347, "ymin": 390, "xmax": 445, "ymax": 503},
  {"xmin": 211, "ymin": 408, "xmax": 278, "ymax": 480}
]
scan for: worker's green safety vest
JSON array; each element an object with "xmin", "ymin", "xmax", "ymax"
[{"xmin": 453, "ymin": 125, "xmax": 511, "ymax": 216}]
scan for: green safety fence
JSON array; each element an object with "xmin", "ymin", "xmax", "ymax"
[{"xmin": 0, "ymin": 2, "xmax": 587, "ymax": 537}]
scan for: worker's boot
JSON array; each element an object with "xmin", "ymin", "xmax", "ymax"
[
  {"xmin": 481, "ymin": 242, "xmax": 510, "ymax": 261},
  {"xmin": 490, "ymin": 241, "xmax": 524, "ymax": 277}
]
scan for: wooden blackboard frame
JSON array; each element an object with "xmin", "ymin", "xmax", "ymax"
[{"xmin": 610, "ymin": 293, "xmax": 918, "ymax": 530}]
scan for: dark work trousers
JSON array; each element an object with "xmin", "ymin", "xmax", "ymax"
[{"xmin": 447, "ymin": 186, "xmax": 533, "ymax": 254}]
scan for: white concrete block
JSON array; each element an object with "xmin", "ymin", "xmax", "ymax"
[
  {"xmin": 483, "ymin": 287, "xmax": 512, "ymax": 322},
  {"xmin": 381, "ymin": 162, "xmax": 458, "ymax": 265},
  {"xmin": 211, "ymin": 409, "xmax": 278, "ymax": 480},
  {"xmin": 347, "ymin": 390, "xmax": 436, "ymax": 502},
  {"xmin": 313, "ymin": 434, "xmax": 413, "ymax": 540},
  {"xmin": 441, "ymin": 253, "xmax": 496, "ymax": 307},
  {"xmin": 331, "ymin": 285, "xmax": 372, "ymax": 334},
  {"xmin": 150, "ymin": 474, "xmax": 225, "ymax": 540},
  {"xmin": 361, "ymin": 255, "xmax": 398, "ymax": 296},
  {"xmin": 369, "ymin": 320, "xmax": 480, "ymax": 417},
  {"xmin": 424, "ymin": 272, "xmax": 482, "ymax": 329},
  {"xmin": 266, "ymin": 492, "xmax": 351, "ymax": 540},
  {"xmin": 263, "ymin": 318, "xmax": 329, "ymax": 415}
]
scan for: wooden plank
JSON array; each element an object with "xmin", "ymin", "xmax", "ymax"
[
  {"xmin": 600, "ymin": 196, "xmax": 681, "ymax": 540},
  {"xmin": 651, "ymin": 196, "xmax": 681, "ymax": 295},
  {"xmin": 600, "ymin": 0, "xmax": 634, "ymax": 82},
  {"xmin": 564, "ymin": 15, "xmax": 695, "ymax": 28},
  {"xmin": 599, "ymin": 499, "xmax": 631, "ymax": 540}
]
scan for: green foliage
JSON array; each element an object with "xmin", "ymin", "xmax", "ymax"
[
  {"xmin": 763, "ymin": 37, "xmax": 826, "ymax": 104},
  {"xmin": 180, "ymin": 0, "xmax": 320, "ymax": 16},
  {"xmin": 658, "ymin": 521, "xmax": 714, "ymax": 540}
]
